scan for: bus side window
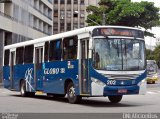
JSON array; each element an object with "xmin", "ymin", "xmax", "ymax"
[
  {"xmin": 44, "ymin": 41, "xmax": 49, "ymax": 62},
  {"xmin": 16, "ymin": 47, "xmax": 24, "ymax": 64},
  {"xmin": 63, "ymin": 36, "xmax": 78, "ymax": 60},
  {"xmin": 49, "ymin": 39, "xmax": 62, "ymax": 61},
  {"xmin": 24, "ymin": 45, "xmax": 34, "ymax": 64},
  {"xmin": 4, "ymin": 50, "xmax": 9, "ymax": 66}
]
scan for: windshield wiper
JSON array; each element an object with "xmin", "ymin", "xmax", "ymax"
[
  {"xmin": 117, "ymin": 40, "xmax": 119, "ymax": 57},
  {"xmin": 124, "ymin": 41, "xmax": 127, "ymax": 56},
  {"xmin": 101, "ymin": 30, "xmax": 109, "ymax": 38}
]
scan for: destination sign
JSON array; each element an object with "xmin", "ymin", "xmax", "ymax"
[
  {"xmin": 92, "ymin": 28, "xmax": 144, "ymax": 38},
  {"xmin": 0, "ymin": 0, "xmax": 11, "ymax": 3}
]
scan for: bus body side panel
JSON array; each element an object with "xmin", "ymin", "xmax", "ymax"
[
  {"xmin": 36, "ymin": 67, "xmax": 44, "ymax": 91},
  {"xmin": 14, "ymin": 64, "xmax": 34, "ymax": 91},
  {"xmin": 3, "ymin": 66, "xmax": 10, "ymax": 89},
  {"xmin": 43, "ymin": 60, "xmax": 80, "ymax": 95},
  {"xmin": 3, "ymin": 64, "xmax": 35, "ymax": 91}
]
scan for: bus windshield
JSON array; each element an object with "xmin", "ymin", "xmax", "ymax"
[{"xmin": 93, "ymin": 38, "xmax": 145, "ymax": 71}]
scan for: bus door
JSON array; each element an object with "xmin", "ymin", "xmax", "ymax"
[
  {"xmin": 80, "ymin": 39, "xmax": 90, "ymax": 95},
  {"xmin": 10, "ymin": 51, "xmax": 15, "ymax": 90},
  {"xmin": 34, "ymin": 47, "xmax": 44, "ymax": 91}
]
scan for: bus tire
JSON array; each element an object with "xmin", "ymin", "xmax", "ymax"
[
  {"xmin": 67, "ymin": 82, "xmax": 81, "ymax": 104},
  {"xmin": 20, "ymin": 80, "xmax": 27, "ymax": 97},
  {"xmin": 108, "ymin": 95, "xmax": 123, "ymax": 103},
  {"xmin": 20, "ymin": 80, "xmax": 35, "ymax": 97}
]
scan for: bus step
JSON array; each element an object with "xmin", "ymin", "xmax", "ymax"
[
  {"xmin": 35, "ymin": 91, "xmax": 44, "ymax": 95},
  {"xmin": 80, "ymin": 94, "xmax": 91, "ymax": 96}
]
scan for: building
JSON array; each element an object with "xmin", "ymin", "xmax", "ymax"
[
  {"xmin": 0, "ymin": 0, "xmax": 53, "ymax": 83},
  {"xmin": 53, "ymin": 0, "xmax": 99, "ymax": 34}
]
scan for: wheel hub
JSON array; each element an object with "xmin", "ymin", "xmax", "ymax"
[{"xmin": 69, "ymin": 86, "xmax": 75, "ymax": 98}]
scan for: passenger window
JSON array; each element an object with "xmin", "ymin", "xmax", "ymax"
[
  {"xmin": 4, "ymin": 50, "xmax": 9, "ymax": 66},
  {"xmin": 63, "ymin": 36, "xmax": 78, "ymax": 60},
  {"xmin": 44, "ymin": 41, "xmax": 49, "ymax": 62},
  {"xmin": 49, "ymin": 39, "xmax": 62, "ymax": 61},
  {"xmin": 24, "ymin": 45, "xmax": 34, "ymax": 63},
  {"xmin": 16, "ymin": 47, "xmax": 24, "ymax": 64}
]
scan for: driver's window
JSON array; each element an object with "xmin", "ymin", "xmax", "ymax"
[{"xmin": 133, "ymin": 43, "xmax": 140, "ymax": 59}]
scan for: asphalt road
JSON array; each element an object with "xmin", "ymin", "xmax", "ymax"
[{"xmin": 0, "ymin": 83, "xmax": 160, "ymax": 113}]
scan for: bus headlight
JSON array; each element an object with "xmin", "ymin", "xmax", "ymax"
[
  {"xmin": 153, "ymin": 74, "xmax": 158, "ymax": 78},
  {"xmin": 138, "ymin": 79, "xmax": 146, "ymax": 86},
  {"xmin": 91, "ymin": 77, "xmax": 106, "ymax": 86}
]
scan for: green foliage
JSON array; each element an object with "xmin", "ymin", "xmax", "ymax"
[
  {"xmin": 86, "ymin": 0, "xmax": 160, "ymax": 36},
  {"xmin": 146, "ymin": 49, "xmax": 154, "ymax": 60},
  {"xmin": 146, "ymin": 45, "xmax": 160, "ymax": 65},
  {"xmin": 153, "ymin": 45, "xmax": 160, "ymax": 63}
]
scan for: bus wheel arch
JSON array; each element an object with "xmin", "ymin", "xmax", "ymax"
[
  {"xmin": 19, "ymin": 79, "xmax": 35, "ymax": 97},
  {"xmin": 20, "ymin": 79, "xmax": 24, "ymax": 88},
  {"xmin": 64, "ymin": 79, "xmax": 73, "ymax": 94},
  {"xmin": 19, "ymin": 79, "xmax": 25, "ymax": 92},
  {"xmin": 20, "ymin": 79, "xmax": 27, "ymax": 97}
]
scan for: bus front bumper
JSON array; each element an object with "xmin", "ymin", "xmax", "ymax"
[{"xmin": 103, "ymin": 85, "xmax": 139, "ymax": 96}]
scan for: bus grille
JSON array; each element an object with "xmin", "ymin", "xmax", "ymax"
[{"xmin": 102, "ymin": 74, "xmax": 140, "ymax": 80}]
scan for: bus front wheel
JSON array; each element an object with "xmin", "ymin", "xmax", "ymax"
[
  {"xmin": 67, "ymin": 82, "xmax": 81, "ymax": 104},
  {"xmin": 108, "ymin": 95, "xmax": 123, "ymax": 103}
]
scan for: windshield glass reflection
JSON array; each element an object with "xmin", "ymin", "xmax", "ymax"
[{"xmin": 93, "ymin": 38, "xmax": 145, "ymax": 71}]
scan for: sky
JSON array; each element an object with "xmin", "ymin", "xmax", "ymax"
[
  {"xmin": 131, "ymin": 0, "xmax": 160, "ymax": 47},
  {"xmin": 132, "ymin": 0, "xmax": 160, "ymax": 7}
]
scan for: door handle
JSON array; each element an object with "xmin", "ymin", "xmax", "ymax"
[{"xmin": 43, "ymin": 76, "xmax": 45, "ymax": 80}]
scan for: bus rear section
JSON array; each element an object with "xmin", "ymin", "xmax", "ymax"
[{"xmin": 3, "ymin": 26, "xmax": 147, "ymax": 104}]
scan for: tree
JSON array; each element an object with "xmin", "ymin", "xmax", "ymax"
[
  {"xmin": 86, "ymin": 0, "xmax": 160, "ymax": 36},
  {"xmin": 146, "ymin": 45, "xmax": 160, "ymax": 67},
  {"xmin": 146, "ymin": 49, "xmax": 154, "ymax": 60},
  {"xmin": 153, "ymin": 45, "xmax": 160, "ymax": 63}
]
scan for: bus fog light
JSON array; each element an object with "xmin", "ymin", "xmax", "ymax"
[
  {"xmin": 153, "ymin": 74, "xmax": 158, "ymax": 78},
  {"xmin": 142, "ymin": 79, "xmax": 146, "ymax": 83},
  {"xmin": 138, "ymin": 79, "xmax": 146, "ymax": 86},
  {"xmin": 91, "ymin": 77, "xmax": 106, "ymax": 86}
]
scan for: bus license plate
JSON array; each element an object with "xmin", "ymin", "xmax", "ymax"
[{"xmin": 118, "ymin": 89, "xmax": 127, "ymax": 93}]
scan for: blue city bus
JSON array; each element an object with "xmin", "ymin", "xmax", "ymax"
[{"xmin": 3, "ymin": 26, "xmax": 147, "ymax": 104}]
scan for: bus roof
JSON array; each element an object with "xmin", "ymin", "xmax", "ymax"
[{"xmin": 4, "ymin": 26, "xmax": 143, "ymax": 50}]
